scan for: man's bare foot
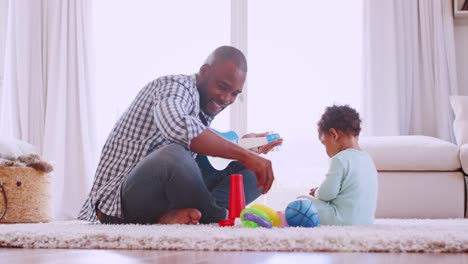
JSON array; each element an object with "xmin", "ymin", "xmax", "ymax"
[{"xmin": 158, "ymin": 208, "xmax": 202, "ymax": 225}]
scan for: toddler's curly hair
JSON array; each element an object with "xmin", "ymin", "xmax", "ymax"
[{"xmin": 317, "ymin": 105, "xmax": 361, "ymax": 136}]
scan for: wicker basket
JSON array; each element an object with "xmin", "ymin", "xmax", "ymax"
[{"xmin": 0, "ymin": 167, "xmax": 52, "ymax": 223}]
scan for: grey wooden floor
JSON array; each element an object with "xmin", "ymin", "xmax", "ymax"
[{"xmin": 1, "ymin": 249, "xmax": 467, "ymax": 264}]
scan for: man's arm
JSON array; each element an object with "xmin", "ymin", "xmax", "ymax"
[
  {"xmin": 190, "ymin": 129, "xmax": 275, "ymax": 194},
  {"xmin": 152, "ymin": 77, "xmax": 276, "ymax": 194}
]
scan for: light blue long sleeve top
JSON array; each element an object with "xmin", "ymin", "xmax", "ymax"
[{"xmin": 308, "ymin": 149, "xmax": 378, "ymax": 225}]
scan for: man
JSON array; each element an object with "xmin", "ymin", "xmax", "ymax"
[{"xmin": 78, "ymin": 46, "xmax": 283, "ymax": 224}]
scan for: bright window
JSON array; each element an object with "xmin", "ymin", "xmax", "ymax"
[
  {"xmin": 92, "ymin": 0, "xmax": 231, "ymax": 146},
  {"xmin": 93, "ymin": 0, "xmax": 363, "ymax": 208},
  {"xmin": 248, "ymin": 1, "xmax": 363, "ymax": 204}
]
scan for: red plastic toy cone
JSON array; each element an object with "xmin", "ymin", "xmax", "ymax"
[
  {"xmin": 228, "ymin": 174, "xmax": 246, "ymax": 219},
  {"xmin": 219, "ymin": 174, "xmax": 246, "ymax": 227}
]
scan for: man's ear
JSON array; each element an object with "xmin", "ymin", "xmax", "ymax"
[
  {"xmin": 329, "ymin": 128, "xmax": 339, "ymax": 141},
  {"xmin": 198, "ymin": 64, "xmax": 211, "ymax": 80}
]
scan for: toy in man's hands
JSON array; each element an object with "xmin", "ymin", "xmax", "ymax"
[
  {"xmin": 212, "ymin": 129, "xmax": 281, "ymax": 150},
  {"xmin": 208, "ymin": 129, "xmax": 281, "ymax": 171}
]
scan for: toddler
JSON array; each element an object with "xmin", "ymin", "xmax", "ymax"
[{"xmin": 299, "ymin": 105, "xmax": 378, "ymax": 225}]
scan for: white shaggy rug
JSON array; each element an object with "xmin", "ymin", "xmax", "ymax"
[{"xmin": 0, "ymin": 219, "xmax": 467, "ymax": 253}]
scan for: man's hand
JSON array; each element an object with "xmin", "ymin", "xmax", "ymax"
[
  {"xmin": 190, "ymin": 129, "xmax": 278, "ymax": 194},
  {"xmin": 309, "ymin": 187, "xmax": 318, "ymax": 197},
  {"xmin": 242, "ymin": 132, "xmax": 283, "ymax": 154},
  {"xmin": 240, "ymin": 152, "xmax": 275, "ymax": 194}
]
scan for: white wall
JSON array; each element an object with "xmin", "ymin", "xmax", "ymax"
[{"xmin": 454, "ymin": 18, "xmax": 468, "ymax": 95}]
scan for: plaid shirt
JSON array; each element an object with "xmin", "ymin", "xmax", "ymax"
[{"xmin": 77, "ymin": 74, "xmax": 213, "ymax": 221}]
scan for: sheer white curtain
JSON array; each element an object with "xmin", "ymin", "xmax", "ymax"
[
  {"xmin": 362, "ymin": 0, "xmax": 458, "ymax": 142},
  {"xmin": 0, "ymin": 0, "xmax": 97, "ymax": 220},
  {"xmin": 0, "ymin": 0, "xmax": 7, "ymax": 111}
]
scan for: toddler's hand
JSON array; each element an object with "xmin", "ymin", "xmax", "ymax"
[{"xmin": 309, "ymin": 187, "xmax": 318, "ymax": 197}]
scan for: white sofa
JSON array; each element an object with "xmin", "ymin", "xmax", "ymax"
[{"xmin": 361, "ymin": 135, "xmax": 466, "ymax": 219}]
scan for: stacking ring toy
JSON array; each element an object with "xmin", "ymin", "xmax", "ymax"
[{"xmin": 240, "ymin": 208, "xmax": 272, "ymax": 228}]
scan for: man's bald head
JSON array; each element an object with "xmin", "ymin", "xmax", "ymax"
[
  {"xmin": 204, "ymin": 46, "xmax": 247, "ymax": 73},
  {"xmin": 196, "ymin": 46, "xmax": 248, "ymax": 116}
]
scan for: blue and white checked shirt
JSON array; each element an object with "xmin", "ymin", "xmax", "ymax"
[{"xmin": 78, "ymin": 74, "xmax": 213, "ymax": 221}]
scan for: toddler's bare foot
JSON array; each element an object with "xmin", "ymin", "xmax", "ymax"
[{"xmin": 158, "ymin": 208, "xmax": 202, "ymax": 225}]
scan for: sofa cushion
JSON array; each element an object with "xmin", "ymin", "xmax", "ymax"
[
  {"xmin": 360, "ymin": 136, "xmax": 460, "ymax": 171},
  {"xmin": 450, "ymin": 95, "xmax": 468, "ymax": 146},
  {"xmin": 460, "ymin": 144, "xmax": 468, "ymax": 175}
]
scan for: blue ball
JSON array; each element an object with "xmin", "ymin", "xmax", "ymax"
[{"xmin": 285, "ymin": 199, "xmax": 320, "ymax": 227}]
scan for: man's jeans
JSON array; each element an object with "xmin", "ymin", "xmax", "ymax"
[{"xmin": 100, "ymin": 144, "xmax": 261, "ymax": 224}]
